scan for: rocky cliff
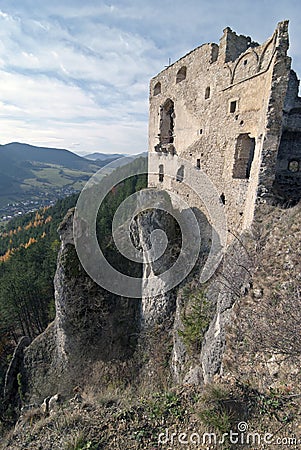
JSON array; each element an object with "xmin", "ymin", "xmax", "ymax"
[
  {"xmin": 21, "ymin": 208, "xmax": 141, "ymax": 404},
  {"xmin": 3, "ymin": 200, "xmax": 301, "ymax": 450},
  {"xmin": 15, "ymin": 191, "xmax": 251, "ymax": 404}
]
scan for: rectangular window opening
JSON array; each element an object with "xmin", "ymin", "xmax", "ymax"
[
  {"xmin": 230, "ymin": 101, "xmax": 237, "ymax": 113},
  {"xmin": 233, "ymin": 134, "xmax": 255, "ymax": 179}
]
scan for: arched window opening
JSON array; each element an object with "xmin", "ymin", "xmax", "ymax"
[
  {"xmin": 159, "ymin": 164, "xmax": 164, "ymax": 182},
  {"xmin": 176, "ymin": 165, "xmax": 184, "ymax": 182},
  {"xmin": 233, "ymin": 134, "xmax": 255, "ymax": 179},
  {"xmin": 205, "ymin": 86, "xmax": 210, "ymax": 99},
  {"xmin": 196, "ymin": 159, "xmax": 201, "ymax": 170},
  {"xmin": 176, "ymin": 66, "xmax": 187, "ymax": 83},
  {"xmin": 159, "ymin": 98, "xmax": 175, "ymax": 147},
  {"xmin": 154, "ymin": 81, "xmax": 161, "ymax": 96}
]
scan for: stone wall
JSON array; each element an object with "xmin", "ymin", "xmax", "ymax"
[
  {"xmin": 148, "ymin": 21, "xmax": 300, "ymax": 237},
  {"xmin": 274, "ymin": 71, "xmax": 301, "ymax": 204}
]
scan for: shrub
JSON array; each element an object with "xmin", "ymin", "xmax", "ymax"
[{"xmin": 179, "ymin": 289, "xmax": 212, "ymax": 353}]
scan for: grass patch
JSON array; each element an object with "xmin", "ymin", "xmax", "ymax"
[{"xmin": 179, "ymin": 287, "xmax": 213, "ymax": 354}]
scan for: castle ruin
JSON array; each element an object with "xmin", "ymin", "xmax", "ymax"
[{"xmin": 148, "ymin": 21, "xmax": 301, "ymax": 237}]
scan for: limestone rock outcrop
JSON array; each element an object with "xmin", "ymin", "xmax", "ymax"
[{"xmin": 22, "ymin": 209, "xmax": 140, "ymax": 403}]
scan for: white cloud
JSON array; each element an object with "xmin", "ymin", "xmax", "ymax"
[
  {"xmin": 0, "ymin": 68, "xmax": 148, "ymax": 153},
  {"xmin": 0, "ymin": 5, "xmax": 157, "ymax": 153},
  {"xmin": 0, "ymin": 0, "xmax": 300, "ymax": 154}
]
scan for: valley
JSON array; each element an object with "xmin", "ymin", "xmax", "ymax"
[{"xmin": 0, "ymin": 143, "xmax": 123, "ymax": 221}]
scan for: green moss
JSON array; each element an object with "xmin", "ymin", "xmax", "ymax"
[
  {"xmin": 62, "ymin": 244, "xmax": 82, "ymax": 279},
  {"xmin": 17, "ymin": 372, "xmax": 24, "ymax": 403}
]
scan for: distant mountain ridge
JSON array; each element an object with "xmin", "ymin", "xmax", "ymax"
[
  {"xmin": 0, "ymin": 142, "xmax": 100, "ymax": 170},
  {"xmin": 84, "ymin": 152, "xmax": 124, "ymax": 161},
  {"xmin": 0, "ymin": 142, "xmax": 122, "ymax": 214}
]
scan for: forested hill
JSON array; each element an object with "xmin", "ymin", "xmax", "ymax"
[
  {"xmin": 0, "ymin": 194, "xmax": 78, "ymax": 262},
  {"xmin": 0, "ymin": 142, "xmax": 122, "ymax": 212},
  {"xmin": 0, "ymin": 142, "xmax": 101, "ymax": 171}
]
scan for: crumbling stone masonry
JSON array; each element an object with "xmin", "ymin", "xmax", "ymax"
[{"xmin": 148, "ymin": 21, "xmax": 301, "ymax": 238}]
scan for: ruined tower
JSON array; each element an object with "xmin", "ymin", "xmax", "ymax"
[{"xmin": 148, "ymin": 21, "xmax": 301, "ymax": 237}]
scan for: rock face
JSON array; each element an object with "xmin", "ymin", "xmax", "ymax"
[
  {"xmin": 55, "ymin": 210, "xmax": 140, "ymax": 365},
  {"xmin": 3, "ymin": 336, "xmax": 31, "ymax": 408},
  {"xmin": 23, "ymin": 209, "xmax": 140, "ymax": 403},
  {"xmin": 198, "ymin": 238, "xmax": 252, "ymax": 382},
  {"xmin": 139, "ymin": 207, "xmax": 252, "ymax": 386},
  {"xmin": 139, "ymin": 208, "xmax": 179, "ymax": 327}
]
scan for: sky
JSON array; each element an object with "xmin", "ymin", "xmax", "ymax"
[{"xmin": 0, "ymin": 0, "xmax": 300, "ymax": 155}]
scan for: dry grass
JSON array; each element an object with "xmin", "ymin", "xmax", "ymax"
[{"xmin": 224, "ymin": 202, "xmax": 301, "ymax": 397}]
